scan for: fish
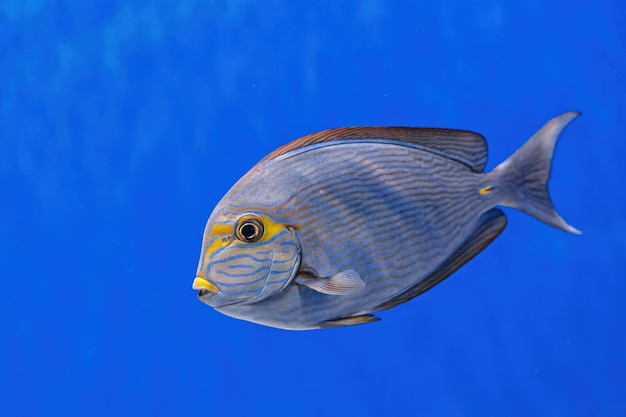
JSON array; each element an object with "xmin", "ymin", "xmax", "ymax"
[{"xmin": 193, "ymin": 112, "xmax": 581, "ymax": 330}]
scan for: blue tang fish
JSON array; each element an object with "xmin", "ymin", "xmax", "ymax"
[{"xmin": 193, "ymin": 112, "xmax": 580, "ymax": 330}]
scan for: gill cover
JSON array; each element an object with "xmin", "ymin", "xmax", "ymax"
[{"xmin": 198, "ymin": 212, "xmax": 301, "ymax": 306}]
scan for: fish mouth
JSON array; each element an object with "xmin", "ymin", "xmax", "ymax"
[{"xmin": 193, "ymin": 276, "xmax": 220, "ymax": 297}]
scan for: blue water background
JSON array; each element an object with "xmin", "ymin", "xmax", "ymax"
[{"xmin": 2, "ymin": 2, "xmax": 624, "ymax": 416}]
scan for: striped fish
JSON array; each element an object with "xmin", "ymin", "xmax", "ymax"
[{"xmin": 193, "ymin": 112, "xmax": 581, "ymax": 330}]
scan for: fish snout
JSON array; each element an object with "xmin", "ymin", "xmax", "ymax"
[{"xmin": 192, "ymin": 276, "xmax": 220, "ymax": 298}]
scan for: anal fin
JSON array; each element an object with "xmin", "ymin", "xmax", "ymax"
[
  {"xmin": 374, "ymin": 208, "xmax": 508, "ymax": 312},
  {"xmin": 317, "ymin": 314, "xmax": 380, "ymax": 329}
]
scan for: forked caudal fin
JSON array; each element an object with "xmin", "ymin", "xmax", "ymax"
[{"xmin": 488, "ymin": 112, "xmax": 581, "ymax": 234}]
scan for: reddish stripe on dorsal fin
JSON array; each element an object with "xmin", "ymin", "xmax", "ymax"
[{"xmin": 263, "ymin": 126, "xmax": 489, "ymax": 172}]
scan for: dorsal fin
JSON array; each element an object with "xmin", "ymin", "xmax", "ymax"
[{"xmin": 263, "ymin": 126, "xmax": 488, "ymax": 172}]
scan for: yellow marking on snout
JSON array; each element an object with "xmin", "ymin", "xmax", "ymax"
[
  {"xmin": 210, "ymin": 223, "xmax": 232, "ymax": 237},
  {"xmin": 193, "ymin": 276, "xmax": 220, "ymax": 293},
  {"xmin": 204, "ymin": 223, "xmax": 234, "ymax": 260},
  {"xmin": 479, "ymin": 185, "xmax": 494, "ymax": 195}
]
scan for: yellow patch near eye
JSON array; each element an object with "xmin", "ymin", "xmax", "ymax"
[
  {"xmin": 479, "ymin": 186, "xmax": 493, "ymax": 195},
  {"xmin": 203, "ymin": 214, "xmax": 290, "ymax": 262},
  {"xmin": 210, "ymin": 223, "xmax": 232, "ymax": 237},
  {"xmin": 204, "ymin": 222, "xmax": 234, "ymax": 261},
  {"xmin": 256, "ymin": 214, "xmax": 288, "ymax": 242}
]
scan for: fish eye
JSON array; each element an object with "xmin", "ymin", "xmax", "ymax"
[{"xmin": 235, "ymin": 216, "xmax": 264, "ymax": 243}]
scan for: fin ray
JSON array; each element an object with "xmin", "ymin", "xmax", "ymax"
[
  {"xmin": 317, "ymin": 314, "xmax": 380, "ymax": 328},
  {"xmin": 264, "ymin": 126, "xmax": 488, "ymax": 172},
  {"xmin": 490, "ymin": 112, "xmax": 581, "ymax": 234},
  {"xmin": 296, "ymin": 269, "xmax": 365, "ymax": 295}
]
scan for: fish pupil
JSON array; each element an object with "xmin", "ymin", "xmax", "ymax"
[{"xmin": 241, "ymin": 223, "xmax": 257, "ymax": 239}]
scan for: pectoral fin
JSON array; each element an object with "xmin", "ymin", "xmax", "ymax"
[{"xmin": 296, "ymin": 269, "xmax": 365, "ymax": 295}]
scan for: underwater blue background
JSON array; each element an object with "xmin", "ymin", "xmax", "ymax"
[{"xmin": 2, "ymin": 1, "xmax": 624, "ymax": 416}]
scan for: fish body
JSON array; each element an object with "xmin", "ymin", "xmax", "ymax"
[{"xmin": 194, "ymin": 113, "xmax": 580, "ymax": 330}]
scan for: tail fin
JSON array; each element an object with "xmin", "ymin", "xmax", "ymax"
[{"xmin": 489, "ymin": 112, "xmax": 581, "ymax": 234}]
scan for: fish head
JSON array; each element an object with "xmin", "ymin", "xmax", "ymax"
[{"xmin": 193, "ymin": 208, "xmax": 301, "ymax": 308}]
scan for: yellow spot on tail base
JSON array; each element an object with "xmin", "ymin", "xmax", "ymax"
[
  {"xmin": 193, "ymin": 276, "xmax": 220, "ymax": 293},
  {"xmin": 479, "ymin": 186, "xmax": 494, "ymax": 195}
]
